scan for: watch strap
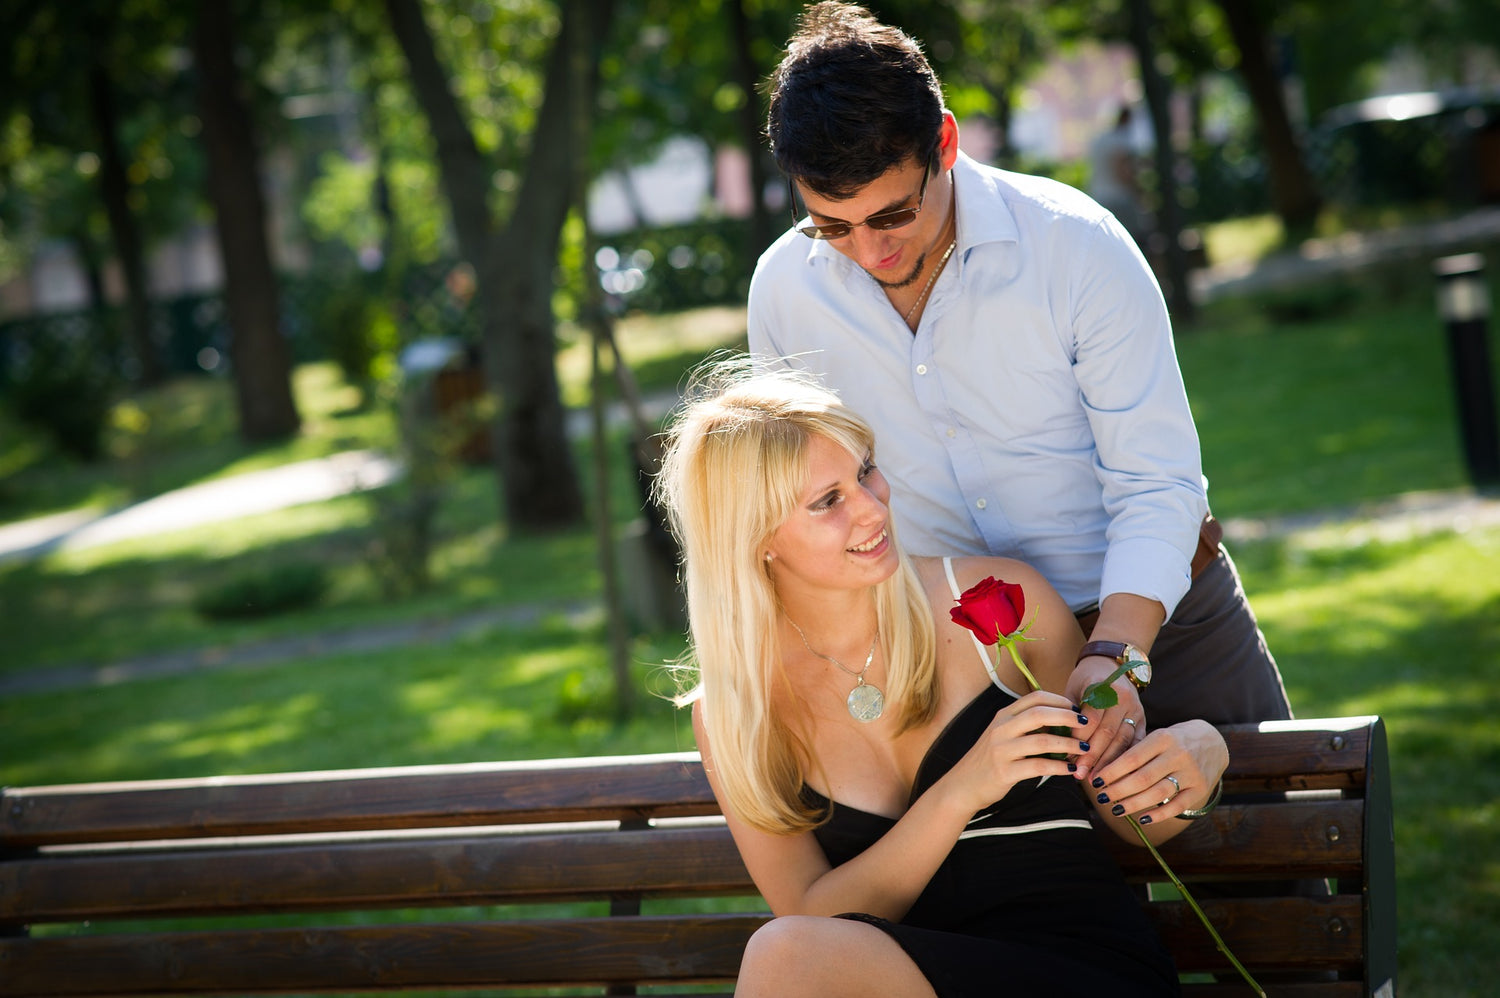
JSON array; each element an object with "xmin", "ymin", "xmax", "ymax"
[{"xmin": 1076, "ymin": 640, "xmax": 1129, "ymax": 665}]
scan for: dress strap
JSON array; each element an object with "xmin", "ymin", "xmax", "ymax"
[{"xmin": 942, "ymin": 557, "xmax": 1025, "ymax": 700}]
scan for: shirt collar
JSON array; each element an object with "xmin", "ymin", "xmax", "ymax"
[{"xmin": 798, "ymin": 150, "xmax": 1020, "ymax": 273}]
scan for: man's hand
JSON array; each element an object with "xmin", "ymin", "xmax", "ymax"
[{"xmin": 1065, "ymin": 655, "xmax": 1144, "ymax": 784}]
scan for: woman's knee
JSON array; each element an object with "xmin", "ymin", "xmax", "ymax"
[
  {"xmin": 741, "ymin": 915, "xmax": 828, "ymax": 970},
  {"xmin": 736, "ymin": 915, "xmax": 934, "ymax": 998}
]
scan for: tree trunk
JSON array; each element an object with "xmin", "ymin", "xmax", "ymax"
[
  {"xmin": 385, "ymin": 0, "xmax": 605, "ymax": 530},
  {"xmin": 484, "ymin": 0, "xmax": 615, "ymax": 529},
  {"xmin": 1213, "ymin": 0, "xmax": 1322, "ymax": 235},
  {"xmin": 728, "ymin": 0, "xmax": 773, "ymax": 256},
  {"xmin": 1126, "ymin": 0, "xmax": 1194, "ymax": 324},
  {"xmin": 87, "ymin": 62, "xmax": 161, "ymax": 384},
  {"xmin": 192, "ymin": 1, "xmax": 300, "ymax": 441}
]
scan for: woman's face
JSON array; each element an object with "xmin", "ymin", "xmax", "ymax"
[{"xmin": 765, "ymin": 434, "xmax": 898, "ymax": 597}]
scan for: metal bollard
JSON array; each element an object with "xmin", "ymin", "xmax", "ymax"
[{"xmin": 1433, "ymin": 253, "xmax": 1500, "ymax": 486}]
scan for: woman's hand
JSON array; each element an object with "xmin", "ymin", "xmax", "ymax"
[
  {"xmin": 944, "ymin": 690, "xmax": 1090, "ymax": 814},
  {"xmin": 1087, "ymin": 719, "xmax": 1227, "ymax": 841}
]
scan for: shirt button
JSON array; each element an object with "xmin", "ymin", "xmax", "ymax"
[
  {"xmin": 915, "ymin": 364, "xmax": 928, "ymax": 375},
  {"xmin": 976, "ymin": 498, "xmax": 987, "ymax": 510},
  {"xmin": 946, "ymin": 427, "xmax": 956, "ymax": 438}
]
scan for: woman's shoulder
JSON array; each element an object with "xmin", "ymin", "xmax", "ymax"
[{"xmin": 914, "ymin": 554, "xmax": 1053, "ymax": 596}]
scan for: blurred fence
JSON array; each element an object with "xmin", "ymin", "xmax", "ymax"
[{"xmin": 0, "ymin": 217, "xmax": 756, "ymax": 393}]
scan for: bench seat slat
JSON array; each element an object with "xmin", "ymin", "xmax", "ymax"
[
  {"xmin": 0, "ymin": 898, "xmax": 1360, "ymax": 997},
  {"xmin": 0, "ymin": 916, "xmax": 764, "ymax": 996}
]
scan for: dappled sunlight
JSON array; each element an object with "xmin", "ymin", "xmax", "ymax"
[
  {"xmin": 154, "ymin": 693, "xmax": 325, "ymax": 766},
  {"xmin": 1329, "ymin": 675, "xmax": 1492, "ymax": 718}
]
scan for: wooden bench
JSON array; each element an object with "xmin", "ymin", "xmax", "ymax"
[{"xmin": 0, "ymin": 716, "xmax": 1395, "ymax": 996}]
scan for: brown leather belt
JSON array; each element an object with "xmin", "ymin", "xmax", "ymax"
[{"xmin": 1074, "ymin": 514, "xmax": 1223, "ymax": 638}]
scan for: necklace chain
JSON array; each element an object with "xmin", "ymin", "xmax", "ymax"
[
  {"xmin": 904, "ymin": 237, "xmax": 958, "ymax": 322},
  {"xmin": 787, "ymin": 617, "xmax": 878, "ymax": 681},
  {"xmin": 785, "ymin": 615, "xmax": 885, "ymax": 723}
]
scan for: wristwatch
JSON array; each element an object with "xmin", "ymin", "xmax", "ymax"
[{"xmin": 1076, "ymin": 640, "xmax": 1152, "ymax": 690}]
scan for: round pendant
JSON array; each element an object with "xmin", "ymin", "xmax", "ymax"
[{"xmin": 846, "ymin": 683, "xmax": 885, "ymax": 723}]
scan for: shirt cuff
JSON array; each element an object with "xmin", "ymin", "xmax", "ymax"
[{"xmin": 1099, "ymin": 534, "xmax": 1194, "ymax": 620}]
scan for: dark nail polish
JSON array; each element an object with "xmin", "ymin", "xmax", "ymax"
[
  {"xmin": 1077, "ymin": 714, "xmax": 1090, "ymax": 725},
  {"xmin": 1092, "ymin": 776, "xmax": 1105, "ymax": 789},
  {"xmin": 1111, "ymin": 803, "xmax": 1125, "ymax": 816},
  {"xmin": 1067, "ymin": 762, "xmax": 1078, "ymax": 773},
  {"xmin": 1078, "ymin": 741, "xmax": 1090, "ymax": 752},
  {"xmin": 1096, "ymin": 792, "xmax": 1110, "ymax": 804},
  {"xmin": 1070, "ymin": 703, "xmax": 1081, "ymax": 712},
  {"xmin": 1139, "ymin": 815, "xmax": 1153, "ymax": 826}
]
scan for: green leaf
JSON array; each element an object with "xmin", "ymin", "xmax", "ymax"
[
  {"xmin": 1081, "ymin": 682, "xmax": 1119, "ymax": 710},
  {"xmin": 1079, "ymin": 660, "xmax": 1132, "ymax": 709}
]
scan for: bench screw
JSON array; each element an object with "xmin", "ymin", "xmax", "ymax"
[
  {"xmin": 1326, "ymin": 824, "xmax": 1342, "ymax": 842},
  {"xmin": 1329, "ymin": 735, "xmax": 1345, "ymax": 751},
  {"xmin": 1328, "ymin": 917, "xmax": 1348, "ymax": 936}
]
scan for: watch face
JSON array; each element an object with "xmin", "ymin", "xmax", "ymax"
[{"xmin": 1129, "ymin": 660, "xmax": 1153, "ymax": 683}]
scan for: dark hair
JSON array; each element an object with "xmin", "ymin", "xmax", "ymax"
[{"xmin": 767, "ymin": 2, "xmax": 945, "ymax": 199}]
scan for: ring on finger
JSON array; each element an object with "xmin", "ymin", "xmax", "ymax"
[
  {"xmin": 1123, "ymin": 717, "xmax": 1138, "ymax": 731},
  {"xmin": 1159, "ymin": 773, "xmax": 1182, "ymax": 806}
]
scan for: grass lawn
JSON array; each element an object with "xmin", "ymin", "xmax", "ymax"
[
  {"xmin": 3, "ymin": 240, "xmax": 1500, "ymax": 994},
  {"xmin": 1234, "ymin": 524, "xmax": 1500, "ymax": 997}
]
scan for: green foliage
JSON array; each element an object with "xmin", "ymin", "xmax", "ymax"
[
  {"xmin": 306, "ymin": 271, "xmax": 400, "ymax": 405},
  {"xmin": 193, "ymin": 562, "xmax": 329, "ymax": 620},
  {"xmin": 595, "ymin": 217, "xmax": 756, "ymax": 314},
  {"xmin": 1, "ymin": 313, "xmax": 120, "ymax": 461}
]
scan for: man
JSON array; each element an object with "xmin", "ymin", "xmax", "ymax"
[
  {"xmin": 748, "ymin": 2, "xmax": 1291, "ymax": 775},
  {"xmin": 1088, "ymin": 103, "xmax": 1151, "ymax": 252}
]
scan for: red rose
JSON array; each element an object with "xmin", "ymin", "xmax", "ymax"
[{"xmin": 950, "ymin": 576, "xmax": 1026, "ymax": 645}]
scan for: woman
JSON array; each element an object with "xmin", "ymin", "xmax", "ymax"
[{"xmin": 654, "ymin": 362, "xmax": 1228, "ymax": 998}]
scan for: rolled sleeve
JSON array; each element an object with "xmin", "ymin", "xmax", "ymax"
[{"xmin": 1071, "ymin": 216, "xmax": 1206, "ymax": 616}]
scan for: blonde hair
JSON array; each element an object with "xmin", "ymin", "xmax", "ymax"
[{"xmin": 654, "ymin": 358, "xmax": 938, "ymax": 833}]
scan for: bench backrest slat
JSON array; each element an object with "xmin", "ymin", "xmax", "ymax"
[
  {"xmin": 0, "ymin": 720, "xmax": 1373, "ymax": 848},
  {"xmin": 1, "ymin": 826, "xmax": 752, "ymax": 922},
  {"xmin": 3, "ymin": 799, "xmax": 1363, "ymax": 925},
  {"xmin": 0, "ymin": 755, "xmax": 718, "ymax": 848}
]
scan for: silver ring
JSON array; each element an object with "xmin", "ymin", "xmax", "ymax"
[
  {"xmin": 1159, "ymin": 774, "xmax": 1182, "ymax": 806},
  {"xmin": 1122, "ymin": 717, "xmax": 1137, "ymax": 729}
]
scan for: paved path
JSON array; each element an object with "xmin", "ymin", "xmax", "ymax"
[
  {"xmin": 1190, "ymin": 205, "xmax": 1500, "ymax": 302},
  {"xmin": 0, "ymin": 451, "xmax": 401, "ymax": 564},
  {"xmin": 0, "ymin": 600, "xmax": 601, "ymax": 698}
]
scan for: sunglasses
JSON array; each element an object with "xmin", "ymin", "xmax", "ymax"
[{"xmin": 789, "ymin": 149, "xmax": 936, "ymax": 241}]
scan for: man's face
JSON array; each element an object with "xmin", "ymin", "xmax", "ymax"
[{"xmin": 792, "ymin": 155, "xmax": 951, "ymax": 290}]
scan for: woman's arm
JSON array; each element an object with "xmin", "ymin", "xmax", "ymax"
[{"xmin": 693, "ymin": 691, "xmax": 1085, "ymax": 920}]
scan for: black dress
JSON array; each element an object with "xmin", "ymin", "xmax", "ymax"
[{"xmin": 803, "ymin": 683, "xmax": 1181, "ymax": 997}]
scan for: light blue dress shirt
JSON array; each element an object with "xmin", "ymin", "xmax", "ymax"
[{"xmin": 747, "ymin": 152, "xmax": 1208, "ymax": 616}]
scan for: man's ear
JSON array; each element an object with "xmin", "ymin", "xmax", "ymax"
[{"xmin": 938, "ymin": 112, "xmax": 960, "ymax": 171}]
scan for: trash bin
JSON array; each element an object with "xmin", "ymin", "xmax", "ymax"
[{"xmin": 398, "ymin": 338, "xmax": 491, "ymax": 465}]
